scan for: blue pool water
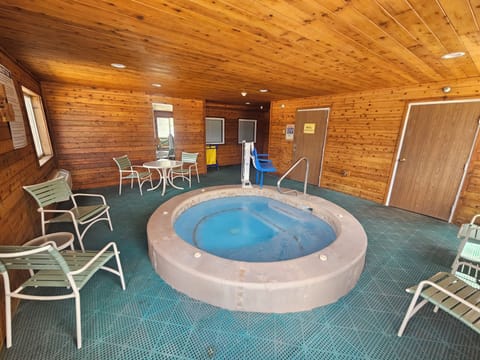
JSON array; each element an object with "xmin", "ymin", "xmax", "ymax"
[{"xmin": 174, "ymin": 196, "xmax": 336, "ymax": 262}]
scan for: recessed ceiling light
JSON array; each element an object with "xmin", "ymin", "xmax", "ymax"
[
  {"xmin": 441, "ymin": 52, "xmax": 465, "ymax": 59},
  {"xmin": 110, "ymin": 63, "xmax": 126, "ymax": 69},
  {"xmin": 241, "ymin": 91, "xmax": 247, "ymax": 97},
  {"xmin": 259, "ymin": 89, "xmax": 269, "ymax": 93},
  {"xmin": 152, "ymin": 83, "xmax": 162, "ymax": 87},
  {"xmin": 245, "ymin": 102, "xmax": 251, "ymax": 105}
]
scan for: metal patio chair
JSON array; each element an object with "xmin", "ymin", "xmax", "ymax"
[
  {"xmin": 113, "ymin": 155, "xmax": 153, "ymax": 196},
  {"xmin": 23, "ymin": 177, "xmax": 113, "ymax": 251},
  {"xmin": 0, "ymin": 243, "xmax": 126, "ymax": 349},
  {"xmin": 171, "ymin": 152, "xmax": 200, "ymax": 188}
]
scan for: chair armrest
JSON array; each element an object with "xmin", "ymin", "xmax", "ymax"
[
  {"xmin": 39, "ymin": 208, "xmax": 76, "ymax": 216},
  {"xmin": 69, "ymin": 242, "xmax": 119, "ymax": 275},
  {"xmin": 471, "ymin": 214, "xmax": 480, "ymax": 225},
  {"xmin": 414, "ymin": 277, "xmax": 480, "ymax": 313}
]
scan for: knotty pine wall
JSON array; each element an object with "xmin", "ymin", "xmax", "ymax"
[
  {"xmin": 41, "ymin": 83, "xmax": 206, "ymax": 190},
  {"xmin": 0, "ymin": 48, "xmax": 57, "ymax": 345},
  {"xmin": 206, "ymin": 102, "xmax": 269, "ymax": 166},
  {"xmin": 269, "ymin": 77, "xmax": 480, "ymax": 224}
]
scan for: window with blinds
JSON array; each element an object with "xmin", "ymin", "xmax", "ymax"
[
  {"xmin": 238, "ymin": 119, "xmax": 257, "ymax": 143},
  {"xmin": 206, "ymin": 117, "xmax": 225, "ymax": 144}
]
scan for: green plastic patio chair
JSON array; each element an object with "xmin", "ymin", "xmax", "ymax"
[
  {"xmin": 398, "ymin": 261, "xmax": 480, "ymax": 337},
  {"xmin": 0, "ymin": 242, "xmax": 125, "ymax": 349},
  {"xmin": 113, "ymin": 155, "xmax": 153, "ymax": 196},
  {"xmin": 171, "ymin": 152, "xmax": 200, "ymax": 187},
  {"xmin": 23, "ymin": 177, "xmax": 113, "ymax": 251}
]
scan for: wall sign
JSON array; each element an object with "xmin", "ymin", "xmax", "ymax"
[
  {"xmin": 285, "ymin": 124, "xmax": 295, "ymax": 140},
  {"xmin": 303, "ymin": 123, "xmax": 316, "ymax": 134},
  {"xmin": 0, "ymin": 64, "xmax": 26, "ymax": 148}
]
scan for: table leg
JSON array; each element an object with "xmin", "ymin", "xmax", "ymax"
[
  {"xmin": 147, "ymin": 168, "xmax": 164, "ymax": 191},
  {"xmin": 161, "ymin": 168, "xmax": 167, "ymax": 196}
]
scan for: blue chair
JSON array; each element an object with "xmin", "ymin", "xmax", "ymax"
[{"xmin": 251, "ymin": 148, "xmax": 277, "ymax": 188}]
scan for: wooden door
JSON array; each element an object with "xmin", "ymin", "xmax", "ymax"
[
  {"xmin": 290, "ymin": 108, "xmax": 329, "ymax": 185},
  {"xmin": 389, "ymin": 101, "xmax": 480, "ymax": 220}
]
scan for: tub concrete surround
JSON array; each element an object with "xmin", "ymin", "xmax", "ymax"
[{"xmin": 147, "ymin": 185, "xmax": 367, "ymax": 313}]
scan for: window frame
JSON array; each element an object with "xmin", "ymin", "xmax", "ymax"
[
  {"xmin": 205, "ymin": 117, "xmax": 225, "ymax": 145},
  {"xmin": 22, "ymin": 86, "xmax": 53, "ymax": 166},
  {"xmin": 238, "ymin": 118, "xmax": 257, "ymax": 143}
]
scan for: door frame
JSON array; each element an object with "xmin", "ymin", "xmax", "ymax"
[
  {"xmin": 295, "ymin": 107, "xmax": 330, "ymax": 186},
  {"xmin": 386, "ymin": 98, "xmax": 480, "ymax": 222}
]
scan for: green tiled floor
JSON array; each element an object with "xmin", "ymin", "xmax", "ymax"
[{"xmin": 1, "ymin": 166, "xmax": 478, "ymax": 359}]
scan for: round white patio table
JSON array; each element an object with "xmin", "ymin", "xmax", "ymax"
[
  {"xmin": 23, "ymin": 232, "xmax": 75, "ymax": 251},
  {"xmin": 143, "ymin": 159, "xmax": 184, "ymax": 196}
]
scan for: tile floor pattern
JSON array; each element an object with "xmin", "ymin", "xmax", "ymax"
[{"xmin": 1, "ymin": 166, "xmax": 479, "ymax": 359}]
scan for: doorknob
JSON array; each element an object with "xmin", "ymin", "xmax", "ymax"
[{"xmin": 399, "ymin": 158, "xmax": 406, "ymax": 162}]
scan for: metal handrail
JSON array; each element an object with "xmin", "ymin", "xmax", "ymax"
[{"xmin": 277, "ymin": 157, "xmax": 309, "ymax": 195}]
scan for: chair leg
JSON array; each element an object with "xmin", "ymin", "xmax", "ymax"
[
  {"xmin": 106, "ymin": 209, "xmax": 114, "ymax": 232},
  {"xmin": 72, "ymin": 222, "xmax": 85, "ymax": 252},
  {"xmin": 398, "ymin": 285, "xmax": 428, "ymax": 336},
  {"xmin": 75, "ymin": 293, "xmax": 82, "ymax": 349},
  {"xmin": 112, "ymin": 242, "xmax": 126, "ymax": 290},
  {"xmin": 195, "ymin": 164, "xmax": 200, "ymax": 183},
  {"xmin": 136, "ymin": 176, "xmax": 143, "ymax": 196},
  {"xmin": 5, "ymin": 297, "xmax": 11, "ymax": 348}
]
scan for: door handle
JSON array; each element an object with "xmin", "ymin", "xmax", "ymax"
[{"xmin": 399, "ymin": 158, "xmax": 406, "ymax": 162}]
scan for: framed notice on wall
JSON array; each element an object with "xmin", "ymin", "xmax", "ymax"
[
  {"xmin": 0, "ymin": 64, "xmax": 27, "ymax": 149},
  {"xmin": 285, "ymin": 124, "xmax": 295, "ymax": 140}
]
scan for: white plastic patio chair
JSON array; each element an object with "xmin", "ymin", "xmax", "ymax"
[{"xmin": 0, "ymin": 243, "xmax": 126, "ymax": 349}]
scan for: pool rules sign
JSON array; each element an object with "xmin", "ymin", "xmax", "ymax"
[{"xmin": 285, "ymin": 124, "xmax": 294, "ymax": 140}]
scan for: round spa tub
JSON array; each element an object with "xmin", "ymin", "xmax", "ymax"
[{"xmin": 147, "ymin": 185, "xmax": 367, "ymax": 313}]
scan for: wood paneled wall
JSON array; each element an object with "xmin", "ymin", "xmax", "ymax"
[
  {"xmin": 0, "ymin": 48, "xmax": 57, "ymax": 346},
  {"xmin": 269, "ymin": 77, "xmax": 480, "ymax": 224},
  {"xmin": 206, "ymin": 102, "xmax": 269, "ymax": 166},
  {"xmin": 41, "ymin": 83, "xmax": 206, "ymax": 190}
]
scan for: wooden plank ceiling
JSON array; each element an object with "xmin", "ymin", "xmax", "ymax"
[{"xmin": 0, "ymin": 0, "xmax": 479, "ymax": 104}]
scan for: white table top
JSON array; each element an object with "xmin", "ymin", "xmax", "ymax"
[
  {"xmin": 23, "ymin": 232, "xmax": 75, "ymax": 251},
  {"xmin": 143, "ymin": 159, "xmax": 182, "ymax": 169}
]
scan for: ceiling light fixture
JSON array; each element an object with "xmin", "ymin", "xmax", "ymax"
[
  {"xmin": 245, "ymin": 102, "xmax": 251, "ymax": 105},
  {"xmin": 241, "ymin": 91, "xmax": 247, "ymax": 97},
  {"xmin": 259, "ymin": 89, "xmax": 269, "ymax": 93},
  {"xmin": 110, "ymin": 63, "xmax": 126, "ymax": 69},
  {"xmin": 152, "ymin": 83, "xmax": 162, "ymax": 87},
  {"xmin": 442, "ymin": 86, "xmax": 451, "ymax": 93},
  {"xmin": 441, "ymin": 52, "xmax": 465, "ymax": 59}
]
